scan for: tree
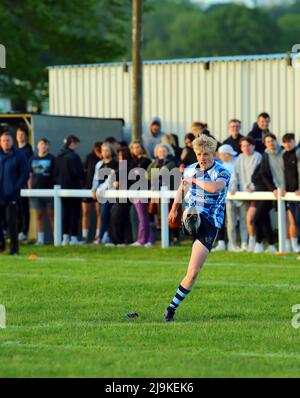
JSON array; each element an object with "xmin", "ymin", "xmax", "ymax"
[{"xmin": 0, "ymin": 0, "xmax": 131, "ymax": 111}]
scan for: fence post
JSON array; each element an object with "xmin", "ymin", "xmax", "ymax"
[
  {"xmin": 54, "ymin": 185, "xmax": 62, "ymax": 247},
  {"xmin": 160, "ymin": 186, "xmax": 169, "ymax": 248},
  {"xmin": 277, "ymin": 188, "xmax": 286, "ymax": 253}
]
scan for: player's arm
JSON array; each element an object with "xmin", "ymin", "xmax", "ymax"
[
  {"xmin": 184, "ymin": 177, "xmax": 226, "ymax": 193},
  {"xmin": 168, "ymin": 180, "xmax": 188, "ymax": 223}
]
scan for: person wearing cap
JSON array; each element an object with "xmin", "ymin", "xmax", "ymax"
[
  {"xmin": 213, "ymin": 144, "xmax": 244, "ymax": 252},
  {"xmin": 55, "ymin": 135, "xmax": 85, "ymax": 245},
  {"xmin": 28, "ymin": 138, "xmax": 56, "ymax": 245},
  {"xmin": 222, "ymin": 119, "xmax": 244, "ymax": 154},
  {"xmin": 142, "ymin": 117, "xmax": 165, "ymax": 159}
]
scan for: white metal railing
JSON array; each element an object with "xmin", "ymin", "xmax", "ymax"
[{"xmin": 21, "ymin": 186, "xmax": 300, "ymax": 251}]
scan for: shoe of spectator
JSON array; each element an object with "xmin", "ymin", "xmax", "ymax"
[
  {"xmin": 285, "ymin": 240, "xmax": 291, "ymax": 253},
  {"xmin": 130, "ymin": 241, "xmax": 143, "ymax": 247},
  {"xmin": 212, "ymin": 240, "xmax": 226, "ymax": 252},
  {"xmin": 62, "ymin": 234, "xmax": 70, "ymax": 246},
  {"xmin": 241, "ymin": 242, "xmax": 248, "ymax": 252},
  {"xmin": 105, "ymin": 243, "xmax": 115, "ymax": 247},
  {"xmin": 144, "ymin": 242, "xmax": 154, "ymax": 248},
  {"xmin": 254, "ymin": 243, "xmax": 264, "ymax": 253},
  {"xmin": 117, "ymin": 243, "xmax": 126, "ymax": 247},
  {"xmin": 18, "ymin": 232, "xmax": 27, "ymax": 242},
  {"xmin": 35, "ymin": 241, "xmax": 44, "ymax": 246},
  {"xmin": 172, "ymin": 237, "xmax": 181, "ymax": 246},
  {"xmin": 265, "ymin": 245, "xmax": 277, "ymax": 253},
  {"xmin": 248, "ymin": 237, "xmax": 256, "ymax": 252},
  {"xmin": 70, "ymin": 236, "xmax": 83, "ymax": 245},
  {"xmin": 291, "ymin": 238, "xmax": 300, "ymax": 254},
  {"xmin": 227, "ymin": 243, "xmax": 242, "ymax": 252}
]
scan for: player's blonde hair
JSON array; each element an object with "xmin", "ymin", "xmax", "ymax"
[{"xmin": 192, "ymin": 134, "xmax": 217, "ymax": 154}]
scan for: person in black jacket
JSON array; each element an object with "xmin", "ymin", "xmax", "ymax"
[
  {"xmin": 222, "ymin": 119, "xmax": 244, "ymax": 154},
  {"xmin": 252, "ymin": 133, "xmax": 285, "ymax": 253},
  {"xmin": 248, "ymin": 112, "xmax": 271, "ymax": 154},
  {"xmin": 0, "ymin": 132, "xmax": 29, "ymax": 255},
  {"xmin": 282, "ymin": 133, "xmax": 300, "ymax": 253},
  {"xmin": 16, "ymin": 126, "xmax": 33, "ymax": 242},
  {"xmin": 55, "ymin": 135, "xmax": 85, "ymax": 245},
  {"xmin": 81, "ymin": 142, "xmax": 102, "ymax": 243}
]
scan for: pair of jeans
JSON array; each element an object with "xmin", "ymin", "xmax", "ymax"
[
  {"xmin": 100, "ymin": 202, "xmax": 113, "ymax": 240},
  {"xmin": 0, "ymin": 200, "xmax": 19, "ymax": 253},
  {"xmin": 226, "ymin": 201, "xmax": 248, "ymax": 245}
]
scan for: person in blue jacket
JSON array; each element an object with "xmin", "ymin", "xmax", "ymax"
[{"xmin": 0, "ymin": 131, "xmax": 29, "ymax": 255}]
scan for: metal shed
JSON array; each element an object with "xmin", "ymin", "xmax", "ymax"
[{"xmin": 48, "ymin": 53, "xmax": 300, "ymax": 144}]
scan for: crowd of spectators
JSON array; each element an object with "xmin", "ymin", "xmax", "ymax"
[{"xmin": 0, "ymin": 112, "xmax": 299, "ymax": 255}]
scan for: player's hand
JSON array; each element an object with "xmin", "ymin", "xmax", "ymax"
[
  {"xmin": 168, "ymin": 208, "xmax": 178, "ymax": 224},
  {"xmin": 281, "ymin": 189, "xmax": 286, "ymax": 197},
  {"xmin": 230, "ymin": 190, "xmax": 236, "ymax": 195},
  {"xmin": 245, "ymin": 187, "xmax": 253, "ymax": 193}
]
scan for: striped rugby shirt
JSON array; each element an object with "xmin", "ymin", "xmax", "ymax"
[{"xmin": 183, "ymin": 161, "xmax": 231, "ymax": 228}]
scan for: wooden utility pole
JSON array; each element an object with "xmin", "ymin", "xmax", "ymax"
[{"xmin": 131, "ymin": 0, "xmax": 143, "ymax": 141}]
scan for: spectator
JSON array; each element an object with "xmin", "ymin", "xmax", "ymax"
[
  {"xmin": 29, "ymin": 138, "xmax": 56, "ymax": 245},
  {"xmin": 129, "ymin": 140, "xmax": 154, "ymax": 247},
  {"xmin": 181, "ymin": 133, "xmax": 197, "ymax": 167},
  {"xmin": 104, "ymin": 136, "xmax": 120, "ymax": 153},
  {"xmin": 55, "ymin": 135, "xmax": 85, "ymax": 245},
  {"xmin": 282, "ymin": 133, "xmax": 300, "ymax": 253},
  {"xmin": 217, "ymin": 144, "xmax": 247, "ymax": 252},
  {"xmin": 252, "ymin": 133, "xmax": 285, "ymax": 253},
  {"xmin": 143, "ymin": 117, "xmax": 165, "ymax": 158},
  {"xmin": 16, "ymin": 126, "xmax": 33, "ymax": 242},
  {"xmin": 223, "ymin": 119, "xmax": 244, "ymax": 154},
  {"xmin": 161, "ymin": 133, "xmax": 182, "ymax": 163},
  {"xmin": 107, "ymin": 147, "xmax": 133, "ymax": 246},
  {"xmin": 231, "ymin": 137, "xmax": 262, "ymax": 252},
  {"xmin": 191, "ymin": 121, "xmax": 207, "ymax": 138},
  {"xmin": 147, "ymin": 143, "xmax": 179, "ymax": 246},
  {"xmin": 248, "ymin": 112, "xmax": 271, "ymax": 154},
  {"xmin": 0, "ymin": 132, "xmax": 29, "ymax": 255},
  {"xmin": 81, "ymin": 142, "xmax": 102, "ymax": 243},
  {"xmin": 92, "ymin": 142, "xmax": 118, "ymax": 244}
]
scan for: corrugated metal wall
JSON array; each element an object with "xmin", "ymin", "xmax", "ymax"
[{"xmin": 49, "ymin": 55, "xmax": 300, "ymax": 144}]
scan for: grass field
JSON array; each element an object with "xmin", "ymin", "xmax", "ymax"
[{"xmin": 1, "ymin": 244, "xmax": 300, "ymax": 378}]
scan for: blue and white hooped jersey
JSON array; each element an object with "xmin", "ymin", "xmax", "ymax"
[{"xmin": 183, "ymin": 161, "xmax": 231, "ymax": 228}]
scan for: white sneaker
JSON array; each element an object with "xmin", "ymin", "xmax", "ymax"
[
  {"xmin": 62, "ymin": 234, "xmax": 69, "ymax": 246},
  {"xmin": 70, "ymin": 236, "xmax": 82, "ymax": 245},
  {"xmin": 254, "ymin": 243, "xmax": 264, "ymax": 253},
  {"xmin": 241, "ymin": 242, "xmax": 248, "ymax": 252},
  {"xmin": 105, "ymin": 243, "xmax": 115, "ymax": 247},
  {"xmin": 35, "ymin": 241, "xmax": 44, "ymax": 246},
  {"xmin": 285, "ymin": 240, "xmax": 291, "ymax": 253},
  {"xmin": 291, "ymin": 238, "xmax": 300, "ymax": 254},
  {"xmin": 144, "ymin": 242, "xmax": 154, "ymax": 248},
  {"xmin": 212, "ymin": 240, "xmax": 226, "ymax": 252},
  {"xmin": 117, "ymin": 243, "xmax": 126, "ymax": 247},
  {"xmin": 130, "ymin": 241, "xmax": 143, "ymax": 247},
  {"xmin": 18, "ymin": 232, "xmax": 27, "ymax": 241},
  {"xmin": 227, "ymin": 243, "xmax": 242, "ymax": 252},
  {"xmin": 265, "ymin": 245, "xmax": 277, "ymax": 253}
]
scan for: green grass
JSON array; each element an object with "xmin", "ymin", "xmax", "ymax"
[{"xmin": 1, "ymin": 244, "xmax": 300, "ymax": 377}]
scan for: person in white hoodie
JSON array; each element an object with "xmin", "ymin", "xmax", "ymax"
[{"xmin": 230, "ymin": 137, "xmax": 262, "ymax": 252}]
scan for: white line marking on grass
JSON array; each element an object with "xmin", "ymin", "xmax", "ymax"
[
  {"xmin": 202, "ymin": 280, "xmax": 300, "ymax": 290},
  {"xmin": 237, "ymin": 352, "xmax": 300, "ymax": 360}
]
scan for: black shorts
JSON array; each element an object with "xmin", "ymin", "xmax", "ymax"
[{"xmin": 182, "ymin": 213, "xmax": 219, "ymax": 252}]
